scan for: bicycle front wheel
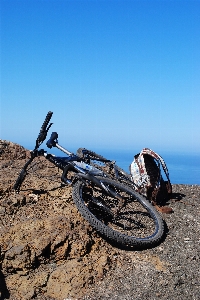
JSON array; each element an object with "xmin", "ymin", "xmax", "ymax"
[{"xmin": 72, "ymin": 177, "xmax": 164, "ymax": 249}]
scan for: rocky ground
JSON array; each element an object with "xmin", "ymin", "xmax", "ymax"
[{"xmin": 0, "ymin": 140, "xmax": 199, "ymax": 300}]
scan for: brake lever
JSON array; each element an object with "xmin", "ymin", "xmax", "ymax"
[
  {"xmin": 46, "ymin": 122, "xmax": 53, "ymax": 132},
  {"xmin": 35, "ymin": 123, "xmax": 53, "ymax": 149}
]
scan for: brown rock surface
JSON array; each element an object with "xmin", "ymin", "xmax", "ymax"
[{"xmin": 0, "ymin": 139, "xmax": 200, "ymax": 299}]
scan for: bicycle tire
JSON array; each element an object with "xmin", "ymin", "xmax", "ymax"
[{"xmin": 72, "ymin": 176, "xmax": 164, "ymax": 248}]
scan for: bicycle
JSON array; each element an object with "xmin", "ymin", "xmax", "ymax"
[{"xmin": 14, "ymin": 111, "xmax": 164, "ymax": 249}]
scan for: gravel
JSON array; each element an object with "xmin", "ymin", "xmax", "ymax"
[{"xmin": 84, "ymin": 184, "xmax": 200, "ymax": 300}]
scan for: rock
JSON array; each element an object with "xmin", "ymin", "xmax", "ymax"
[
  {"xmin": 0, "ymin": 140, "xmax": 115, "ymax": 299},
  {"xmin": 0, "ymin": 140, "xmax": 200, "ymax": 300},
  {"xmin": 46, "ymin": 259, "xmax": 93, "ymax": 299}
]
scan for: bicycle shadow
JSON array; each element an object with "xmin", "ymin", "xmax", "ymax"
[
  {"xmin": 0, "ymin": 270, "xmax": 10, "ymax": 300},
  {"xmin": 170, "ymin": 191, "xmax": 186, "ymax": 202},
  {"xmin": 19, "ymin": 184, "xmax": 64, "ymax": 195},
  {"xmin": 158, "ymin": 191, "xmax": 186, "ymax": 210},
  {"xmin": 101, "ymin": 192, "xmax": 186, "ymax": 252},
  {"xmin": 108, "ymin": 192, "xmax": 186, "ymax": 251}
]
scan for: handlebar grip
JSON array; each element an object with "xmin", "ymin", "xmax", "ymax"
[
  {"xmin": 36, "ymin": 111, "xmax": 53, "ymax": 147},
  {"xmin": 40, "ymin": 111, "xmax": 53, "ymax": 131}
]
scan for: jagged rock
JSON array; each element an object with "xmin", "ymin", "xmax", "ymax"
[
  {"xmin": 0, "ymin": 140, "xmax": 114, "ymax": 299},
  {"xmin": 0, "ymin": 140, "xmax": 200, "ymax": 300}
]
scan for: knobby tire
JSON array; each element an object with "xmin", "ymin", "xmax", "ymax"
[{"xmin": 72, "ymin": 176, "xmax": 164, "ymax": 248}]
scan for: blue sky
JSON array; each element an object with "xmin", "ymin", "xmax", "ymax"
[{"xmin": 1, "ymin": 0, "xmax": 200, "ymax": 155}]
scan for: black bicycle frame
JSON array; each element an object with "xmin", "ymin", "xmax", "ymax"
[{"xmin": 14, "ymin": 130, "xmax": 127, "ymax": 203}]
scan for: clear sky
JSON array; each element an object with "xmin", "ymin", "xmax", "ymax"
[{"xmin": 1, "ymin": 0, "xmax": 200, "ymax": 155}]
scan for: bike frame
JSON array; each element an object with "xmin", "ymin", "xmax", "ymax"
[{"xmin": 14, "ymin": 132, "xmax": 123, "ymax": 201}]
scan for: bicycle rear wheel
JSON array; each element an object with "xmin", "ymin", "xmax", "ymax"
[{"xmin": 72, "ymin": 176, "xmax": 164, "ymax": 248}]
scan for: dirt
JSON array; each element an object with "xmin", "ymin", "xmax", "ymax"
[{"xmin": 0, "ymin": 140, "xmax": 199, "ymax": 299}]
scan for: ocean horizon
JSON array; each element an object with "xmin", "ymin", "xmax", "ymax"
[
  {"xmin": 42, "ymin": 146, "xmax": 200, "ymax": 185},
  {"xmin": 100, "ymin": 149, "xmax": 200, "ymax": 185}
]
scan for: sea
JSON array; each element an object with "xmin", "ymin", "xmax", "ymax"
[
  {"xmin": 99, "ymin": 149, "xmax": 200, "ymax": 185},
  {"xmin": 44, "ymin": 146, "xmax": 200, "ymax": 185}
]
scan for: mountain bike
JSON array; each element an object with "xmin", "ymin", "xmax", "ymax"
[{"xmin": 14, "ymin": 111, "xmax": 164, "ymax": 249}]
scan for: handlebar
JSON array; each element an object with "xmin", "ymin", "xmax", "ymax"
[{"xmin": 35, "ymin": 111, "xmax": 53, "ymax": 149}]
